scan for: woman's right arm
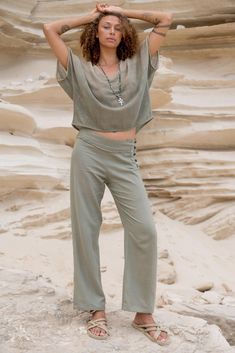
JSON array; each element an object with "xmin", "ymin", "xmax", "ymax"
[{"xmin": 43, "ymin": 10, "xmax": 98, "ymax": 70}]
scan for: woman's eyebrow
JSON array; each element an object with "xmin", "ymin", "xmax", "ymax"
[{"xmin": 103, "ymin": 21, "xmax": 121, "ymax": 27}]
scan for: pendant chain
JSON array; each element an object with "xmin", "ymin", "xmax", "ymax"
[{"xmin": 98, "ymin": 63, "xmax": 125, "ymax": 106}]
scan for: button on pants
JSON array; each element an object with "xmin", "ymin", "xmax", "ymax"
[{"xmin": 70, "ymin": 128, "xmax": 157, "ymax": 313}]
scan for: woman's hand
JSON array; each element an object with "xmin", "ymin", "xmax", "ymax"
[
  {"xmin": 89, "ymin": 7, "xmax": 101, "ymax": 21},
  {"xmin": 96, "ymin": 3, "xmax": 123, "ymax": 15}
]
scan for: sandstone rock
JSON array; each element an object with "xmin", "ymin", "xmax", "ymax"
[
  {"xmin": 0, "ymin": 102, "xmax": 37, "ymax": 134},
  {"xmin": 158, "ymin": 259, "xmax": 177, "ymax": 285},
  {"xmin": 201, "ymin": 291, "xmax": 224, "ymax": 305},
  {"xmin": 25, "ymin": 77, "xmax": 34, "ymax": 83},
  {"xmin": 0, "ymin": 267, "xmax": 55, "ymax": 297},
  {"xmin": 159, "ymin": 249, "xmax": 169, "ymax": 259},
  {"xmin": 159, "ymin": 291, "xmax": 184, "ymax": 306},
  {"xmin": 176, "ymin": 25, "xmax": 185, "ymax": 30},
  {"xmin": 39, "ymin": 72, "xmax": 50, "ymax": 80},
  {"xmin": 222, "ymin": 283, "xmax": 233, "ymax": 293},
  {"xmin": 222, "ymin": 296, "xmax": 235, "ymax": 307},
  {"xmin": 195, "ymin": 282, "xmax": 214, "ymax": 292},
  {"xmin": 166, "ymin": 302, "xmax": 235, "ymax": 345},
  {"xmin": 10, "ymin": 81, "xmax": 21, "ymax": 87},
  {"xmin": 202, "ymin": 207, "xmax": 235, "ymax": 240}
]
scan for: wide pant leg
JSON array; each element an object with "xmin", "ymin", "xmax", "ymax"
[
  {"xmin": 70, "ymin": 136, "xmax": 106, "ymax": 310},
  {"xmin": 107, "ymin": 150, "xmax": 157, "ymax": 314}
]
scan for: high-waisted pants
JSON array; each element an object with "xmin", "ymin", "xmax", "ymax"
[{"xmin": 70, "ymin": 128, "xmax": 157, "ymax": 313}]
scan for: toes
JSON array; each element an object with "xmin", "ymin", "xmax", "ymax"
[
  {"xmin": 159, "ymin": 331, "xmax": 168, "ymax": 340},
  {"xmin": 94, "ymin": 328, "xmax": 100, "ymax": 336},
  {"xmin": 91, "ymin": 327, "xmax": 99, "ymax": 336},
  {"xmin": 99, "ymin": 327, "xmax": 106, "ymax": 336},
  {"xmin": 155, "ymin": 331, "xmax": 168, "ymax": 342},
  {"xmin": 90, "ymin": 327, "xmax": 106, "ymax": 337}
]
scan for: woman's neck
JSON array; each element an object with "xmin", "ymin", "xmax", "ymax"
[{"xmin": 98, "ymin": 47, "xmax": 119, "ymax": 67}]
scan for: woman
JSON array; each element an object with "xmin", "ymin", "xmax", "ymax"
[{"xmin": 43, "ymin": 3, "xmax": 172, "ymax": 344}]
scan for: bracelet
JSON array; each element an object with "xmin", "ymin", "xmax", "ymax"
[
  {"xmin": 155, "ymin": 23, "xmax": 171, "ymax": 28},
  {"xmin": 152, "ymin": 28, "xmax": 166, "ymax": 37}
]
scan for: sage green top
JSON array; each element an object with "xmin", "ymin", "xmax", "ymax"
[{"xmin": 56, "ymin": 36, "xmax": 159, "ymax": 133}]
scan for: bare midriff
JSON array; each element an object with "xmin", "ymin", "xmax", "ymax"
[{"xmin": 93, "ymin": 127, "xmax": 136, "ymax": 140}]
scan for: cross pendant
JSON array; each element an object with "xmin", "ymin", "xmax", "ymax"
[{"xmin": 118, "ymin": 97, "xmax": 124, "ymax": 106}]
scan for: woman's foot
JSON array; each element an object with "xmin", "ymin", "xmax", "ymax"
[
  {"xmin": 87, "ymin": 310, "xmax": 109, "ymax": 339},
  {"xmin": 133, "ymin": 313, "xmax": 169, "ymax": 345}
]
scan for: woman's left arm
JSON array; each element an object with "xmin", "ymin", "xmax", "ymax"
[
  {"xmin": 97, "ymin": 4, "xmax": 173, "ymax": 55},
  {"xmin": 122, "ymin": 9, "xmax": 173, "ymax": 55}
]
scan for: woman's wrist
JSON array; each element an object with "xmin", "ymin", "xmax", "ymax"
[
  {"xmin": 88, "ymin": 8, "xmax": 100, "ymax": 23},
  {"xmin": 96, "ymin": 4, "xmax": 124, "ymax": 16}
]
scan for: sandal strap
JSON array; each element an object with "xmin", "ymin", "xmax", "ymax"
[
  {"xmin": 89, "ymin": 310, "xmax": 97, "ymax": 314},
  {"xmin": 87, "ymin": 318, "xmax": 109, "ymax": 334},
  {"xmin": 134, "ymin": 323, "xmax": 168, "ymax": 334},
  {"xmin": 88, "ymin": 318, "xmax": 107, "ymax": 324},
  {"xmin": 145, "ymin": 327, "xmax": 162, "ymax": 335}
]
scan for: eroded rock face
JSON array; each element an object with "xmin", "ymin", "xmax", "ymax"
[{"xmin": 138, "ymin": 23, "xmax": 235, "ymax": 239}]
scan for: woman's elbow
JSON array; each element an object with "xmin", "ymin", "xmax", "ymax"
[
  {"xmin": 164, "ymin": 13, "xmax": 173, "ymax": 24},
  {"xmin": 43, "ymin": 23, "xmax": 51, "ymax": 34},
  {"xmin": 43, "ymin": 23, "xmax": 58, "ymax": 39}
]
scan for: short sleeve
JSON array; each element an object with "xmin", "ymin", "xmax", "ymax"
[
  {"xmin": 56, "ymin": 47, "xmax": 80, "ymax": 100},
  {"xmin": 139, "ymin": 36, "xmax": 159, "ymax": 84}
]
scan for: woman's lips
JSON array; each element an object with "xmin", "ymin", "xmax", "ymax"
[{"xmin": 106, "ymin": 37, "xmax": 116, "ymax": 42}]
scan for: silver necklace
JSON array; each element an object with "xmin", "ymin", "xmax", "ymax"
[{"xmin": 98, "ymin": 63, "xmax": 125, "ymax": 106}]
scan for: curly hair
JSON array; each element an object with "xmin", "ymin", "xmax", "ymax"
[{"xmin": 80, "ymin": 12, "xmax": 139, "ymax": 65}]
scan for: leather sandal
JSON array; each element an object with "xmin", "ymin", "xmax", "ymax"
[{"xmin": 132, "ymin": 321, "xmax": 170, "ymax": 345}]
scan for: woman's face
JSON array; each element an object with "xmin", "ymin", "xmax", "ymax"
[{"xmin": 96, "ymin": 15, "xmax": 123, "ymax": 49}]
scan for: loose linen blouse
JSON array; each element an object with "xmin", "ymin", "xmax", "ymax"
[{"xmin": 56, "ymin": 36, "xmax": 159, "ymax": 132}]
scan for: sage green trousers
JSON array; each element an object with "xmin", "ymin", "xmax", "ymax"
[{"xmin": 70, "ymin": 128, "xmax": 157, "ymax": 313}]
